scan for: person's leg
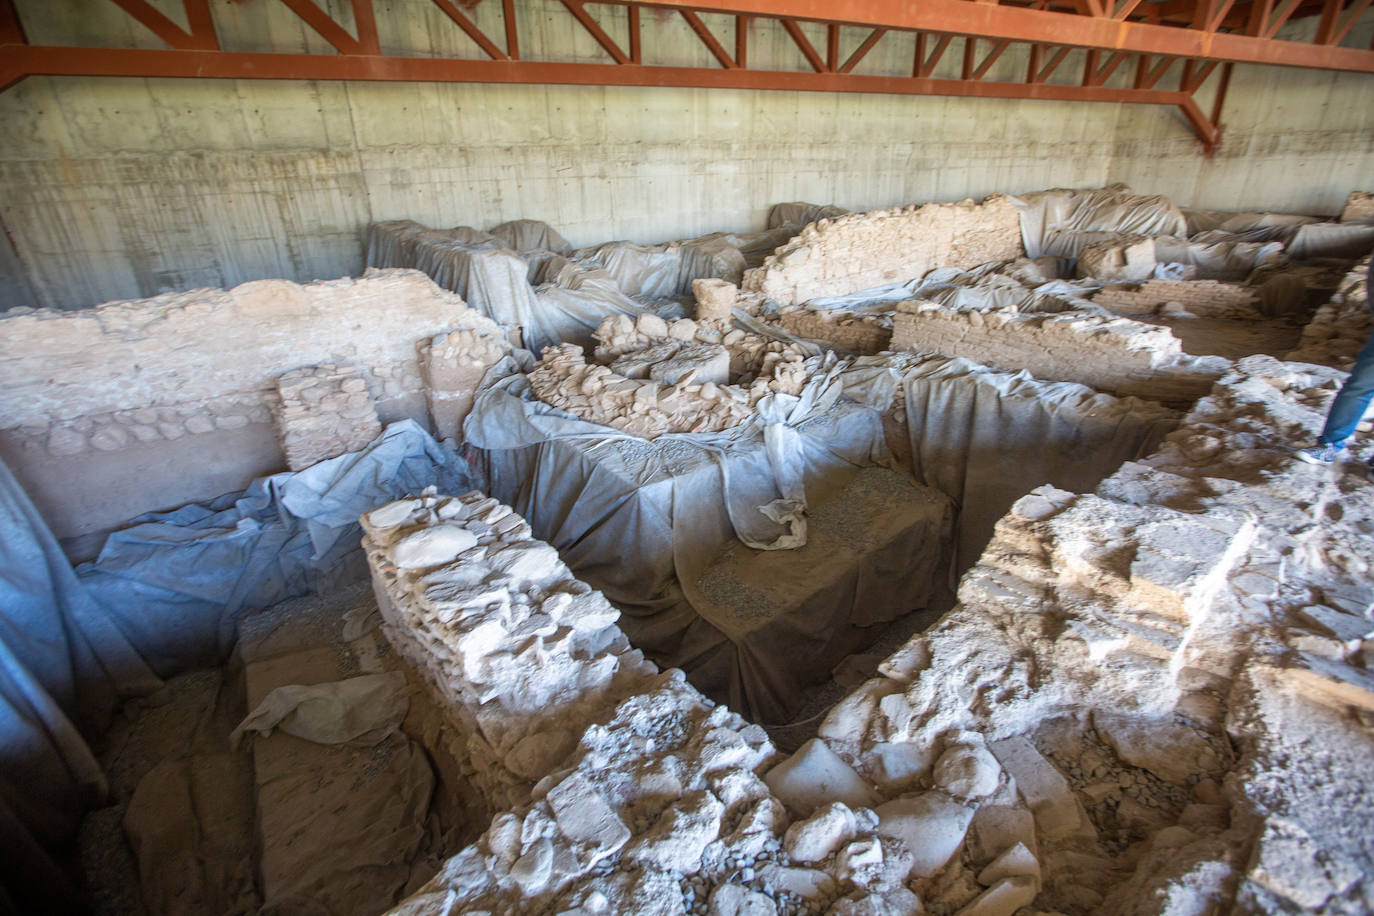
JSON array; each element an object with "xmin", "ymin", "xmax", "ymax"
[{"xmin": 1317, "ymin": 330, "xmax": 1374, "ymax": 447}]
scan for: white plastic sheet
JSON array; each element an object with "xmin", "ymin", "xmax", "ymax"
[{"xmin": 1014, "ymin": 185, "xmax": 1189, "ymax": 259}]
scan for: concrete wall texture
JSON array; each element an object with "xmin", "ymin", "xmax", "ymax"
[{"xmin": 1, "ymin": 0, "xmax": 1372, "ymax": 311}]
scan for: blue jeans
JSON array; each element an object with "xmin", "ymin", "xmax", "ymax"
[{"xmin": 1319, "ymin": 328, "xmax": 1374, "ymax": 447}]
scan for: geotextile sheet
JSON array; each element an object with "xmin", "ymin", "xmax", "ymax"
[{"xmin": 464, "ymin": 358, "xmax": 937, "ymax": 723}]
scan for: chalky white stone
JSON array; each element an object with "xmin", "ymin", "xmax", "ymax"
[
  {"xmin": 874, "ymin": 791, "xmax": 974, "ymax": 878},
  {"xmin": 931, "ymin": 744, "xmax": 1001, "ymax": 799},
  {"xmin": 392, "ymin": 523, "xmax": 479, "ymax": 569},
  {"xmin": 764, "ymin": 739, "xmax": 874, "ymax": 816},
  {"xmin": 366, "ymin": 499, "xmax": 421, "ymax": 530},
  {"xmin": 782, "ymin": 802, "xmax": 857, "ymax": 863}
]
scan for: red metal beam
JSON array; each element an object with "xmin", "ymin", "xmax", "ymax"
[
  {"xmin": 502, "ymin": 0, "xmax": 520, "ymax": 58},
  {"xmin": 780, "ymin": 18, "xmax": 827, "ymax": 71},
  {"xmin": 630, "ymin": 0, "xmax": 1374, "ymax": 72},
  {"xmin": 431, "ymin": 0, "xmax": 508, "ymax": 61},
  {"xmin": 1, "ymin": 42, "xmax": 1205, "ymax": 111},
  {"xmin": 110, "ymin": 0, "xmax": 218, "ymax": 50},
  {"xmin": 0, "ymin": 0, "xmax": 26, "ymax": 47},
  {"xmin": 681, "ymin": 9, "xmax": 735, "ymax": 67},
  {"xmin": 279, "ymin": 0, "xmax": 368, "ymax": 55},
  {"xmin": 839, "ymin": 27, "xmax": 886, "ymax": 73},
  {"xmin": 561, "ymin": 0, "xmax": 632, "ymax": 65}
]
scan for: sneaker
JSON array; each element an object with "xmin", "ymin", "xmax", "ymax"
[{"xmin": 1296, "ymin": 443, "xmax": 1345, "ymax": 464}]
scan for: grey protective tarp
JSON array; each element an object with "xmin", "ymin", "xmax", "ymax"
[
  {"xmin": 1015, "ymin": 185, "xmax": 1189, "ymax": 259},
  {"xmin": 794, "ymin": 269, "xmax": 1100, "ymax": 319},
  {"xmin": 77, "ymin": 420, "xmax": 478, "ymax": 676},
  {"xmin": 488, "ymin": 218, "xmax": 573, "ymax": 255},
  {"xmin": 768, "ymin": 201, "xmax": 849, "ymax": 229},
  {"xmin": 0, "ymin": 421, "xmax": 476, "ymax": 911},
  {"xmin": 465, "ymin": 357, "xmax": 942, "ymax": 723},
  {"xmin": 576, "ymin": 235, "xmax": 747, "ymax": 297},
  {"xmin": 532, "ymin": 259, "xmax": 654, "ymax": 352},
  {"xmin": 367, "ymin": 221, "xmax": 664, "ymax": 353},
  {"xmin": 882, "ymin": 354, "xmax": 1180, "ymax": 571},
  {"xmin": 1153, "ymin": 235, "xmax": 1287, "ymax": 280}
]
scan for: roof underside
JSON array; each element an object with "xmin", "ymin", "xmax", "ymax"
[{"xmin": 2, "ymin": 0, "xmax": 1372, "ymax": 153}]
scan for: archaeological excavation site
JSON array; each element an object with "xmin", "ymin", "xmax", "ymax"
[{"xmin": 3, "ymin": 3, "xmax": 1374, "ymax": 916}]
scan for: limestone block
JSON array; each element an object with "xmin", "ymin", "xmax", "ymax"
[
  {"xmin": 693, "ymin": 279, "xmax": 738, "ymax": 321},
  {"xmin": 1338, "ymin": 190, "xmax": 1374, "ymax": 224},
  {"xmin": 547, "ymin": 773, "xmax": 631, "ymax": 861},
  {"xmin": 954, "ymin": 876, "xmax": 1037, "ymax": 916},
  {"xmin": 764, "ymin": 739, "xmax": 875, "ymax": 816},
  {"xmin": 931, "ymin": 744, "xmax": 1001, "ymax": 799},
  {"xmin": 988, "ymin": 737, "xmax": 1084, "ymax": 839},
  {"xmin": 783, "ymin": 802, "xmax": 859, "ymax": 863},
  {"xmin": 422, "ymin": 327, "xmax": 510, "ymax": 441},
  {"xmin": 873, "ymin": 791, "xmax": 974, "ymax": 878},
  {"xmin": 1091, "ymin": 714, "xmax": 1216, "ymax": 783},
  {"xmin": 1077, "ymin": 236, "xmax": 1156, "ymax": 283},
  {"xmin": 647, "ymin": 344, "xmax": 730, "ymax": 386}
]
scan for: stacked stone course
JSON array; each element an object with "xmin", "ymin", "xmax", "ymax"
[
  {"xmin": 273, "ymin": 365, "xmax": 382, "ymax": 471},
  {"xmin": 1338, "ymin": 190, "xmax": 1374, "ymax": 223},
  {"xmin": 891, "ymin": 301, "xmax": 1230, "ymax": 402},
  {"xmin": 777, "ymin": 306, "xmax": 893, "ymax": 354},
  {"xmin": 0, "ymin": 270, "xmax": 491, "ymax": 459},
  {"xmin": 1093, "ymin": 279, "xmax": 1262, "ymax": 320},
  {"xmin": 744, "ymin": 195, "xmax": 1025, "ymax": 305},
  {"xmin": 362, "ymin": 490, "xmax": 659, "ymax": 814}
]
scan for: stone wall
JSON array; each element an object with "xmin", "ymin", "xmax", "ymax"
[
  {"xmin": 0, "ymin": 269, "xmax": 506, "ymax": 545},
  {"xmin": 1339, "ymin": 190, "xmax": 1374, "ymax": 224},
  {"xmin": 743, "ymin": 196, "xmax": 1025, "ymax": 305},
  {"xmin": 361, "ymin": 489, "xmax": 659, "ymax": 816},
  {"xmin": 273, "ymin": 364, "xmax": 383, "ymax": 471},
  {"xmin": 1093, "ymin": 279, "xmax": 1261, "ymax": 320},
  {"xmin": 1287, "ymin": 256, "xmax": 1372, "ymax": 370},
  {"xmin": 393, "ymin": 354, "xmax": 1374, "ymax": 916},
  {"xmin": 890, "ymin": 302, "xmax": 1230, "ymax": 402},
  {"xmin": 777, "ymin": 307, "xmax": 893, "ymax": 354}
]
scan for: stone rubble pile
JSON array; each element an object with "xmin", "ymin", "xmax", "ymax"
[
  {"xmin": 744, "ymin": 196, "xmax": 1025, "ymax": 305},
  {"xmin": 593, "ymin": 312, "xmax": 810, "ymax": 389},
  {"xmin": 528, "ymin": 345, "xmax": 760, "ymax": 438},
  {"xmin": 272, "ymin": 364, "xmax": 382, "ymax": 470},
  {"xmin": 1338, "ymin": 190, "xmax": 1374, "ymax": 224},
  {"xmin": 389, "ymin": 341, "xmax": 1374, "ymax": 915},
  {"xmin": 524, "ymin": 312, "xmax": 816, "ymax": 438},
  {"xmin": 362, "ymin": 490, "xmax": 659, "ymax": 815},
  {"xmin": 1076, "ymin": 236, "xmax": 1157, "ymax": 283},
  {"xmin": 1286, "ymin": 255, "xmax": 1371, "ymax": 370}
]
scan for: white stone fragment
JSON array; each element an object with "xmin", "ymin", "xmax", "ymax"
[
  {"xmin": 764, "ymin": 738, "xmax": 875, "ymax": 816},
  {"xmin": 708, "ymin": 884, "xmax": 776, "ymax": 916},
  {"xmin": 874, "ymin": 791, "xmax": 974, "ymax": 878},
  {"xmin": 392, "ymin": 523, "xmax": 479, "ymax": 569},
  {"xmin": 955, "ymin": 876, "xmax": 1037, "ymax": 916},
  {"xmin": 782, "ymin": 802, "xmax": 857, "ymax": 863},
  {"xmin": 976, "ymin": 842, "xmax": 1039, "ymax": 887},
  {"xmin": 988, "ymin": 737, "xmax": 1086, "ymax": 839},
  {"xmin": 546, "ymin": 774, "xmax": 631, "ymax": 862},
  {"xmin": 366, "ymin": 498, "xmax": 421, "ymax": 530},
  {"xmin": 932, "ymin": 744, "xmax": 1001, "ymax": 799}
]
